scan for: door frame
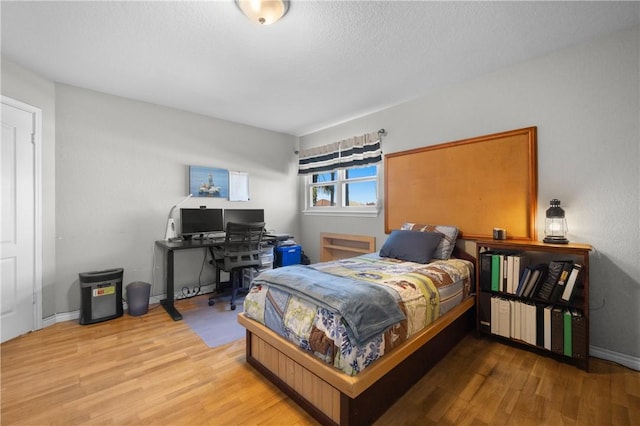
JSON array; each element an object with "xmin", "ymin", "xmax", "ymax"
[{"xmin": 2, "ymin": 95, "xmax": 43, "ymax": 332}]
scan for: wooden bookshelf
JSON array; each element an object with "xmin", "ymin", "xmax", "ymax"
[
  {"xmin": 475, "ymin": 239, "xmax": 592, "ymax": 371},
  {"xmin": 320, "ymin": 233, "xmax": 376, "ymax": 262}
]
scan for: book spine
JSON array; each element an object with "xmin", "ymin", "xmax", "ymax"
[
  {"xmin": 536, "ymin": 304, "xmax": 545, "ymax": 347},
  {"xmin": 516, "ymin": 268, "xmax": 530, "ymax": 297},
  {"xmin": 537, "ymin": 261, "xmax": 564, "ymax": 301},
  {"xmin": 506, "ymin": 255, "xmax": 515, "ymax": 294},
  {"xmin": 498, "ymin": 297, "xmax": 510, "ymax": 338},
  {"xmin": 491, "ymin": 255, "xmax": 501, "ymax": 292},
  {"xmin": 543, "ymin": 305, "xmax": 552, "ymax": 350},
  {"xmin": 563, "ymin": 309, "xmax": 572, "ymax": 356},
  {"xmin": 491, "ymin": 295, "xmax": 499, "ymax": 335},
  {"xmin": 571, "ymin": 311, "xmax": 587, "ymax": 359},
  {"xmin": 501, "ymin": 255, "xmax": 507, "ymax": 293},
  {"xmin": 478, "ymin": 291, "xmax": 492, "ymax": 333},
  {"xmin": 561, "ymin": 264, "xmax": 583, "ymax": 302},
  {"xmin": 551, "ymin": 307, "xmax": 564, "ymax": 354},
  {"xmin": 480, "ymin": 252, "xmax": 493, "ymax": 292},
  {"xmin": 551, "ymin": 262, "xmax": 574, "ymax": 303}
]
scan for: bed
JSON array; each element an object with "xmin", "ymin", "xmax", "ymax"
[{"xmin": 238, "ymin": 224, "xmax": 476, "ymax": 425}]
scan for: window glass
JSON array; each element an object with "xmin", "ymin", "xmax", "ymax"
[
  {"xmin": 344, "ymin": 180, "xmax": 376, "ymax": 206},
  {"xmin": 311, "ymin": 184, "xmax": 337, "ymax": 207},
  {"xmin": 313, "ymin": 172, "xmax": 336, "ymax": 183},
  {"xmin": 345, "ymin": 166, "xmax": 376, "ymax": 179},
  {"xmin": 305, "ymin": 165, "xmax": 379, "ymax": 215}
]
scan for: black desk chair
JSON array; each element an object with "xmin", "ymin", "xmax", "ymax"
[{"xmin": 208, "ymin": 221, "xmax": 265, "ymax": 310}]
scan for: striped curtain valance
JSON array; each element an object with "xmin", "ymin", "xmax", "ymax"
[{"xmin": 298, "ymin": 132, "xmax": 382, "ymax": 175}]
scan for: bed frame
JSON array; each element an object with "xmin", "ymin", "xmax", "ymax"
[
  {"xmin": 237, "ymin": 247, "xmax": 477, "ymax": 425},
  {"xmin": 236, "ymin": 128, "xmax": 533, "ymax": 424}
]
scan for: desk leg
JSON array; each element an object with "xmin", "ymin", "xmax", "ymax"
[{"xmin": 160, "ymin": 248, "xmax": 183, "ymax": 321}]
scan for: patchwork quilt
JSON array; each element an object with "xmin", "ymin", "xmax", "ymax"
[{"xmin": 243, "ymin": 253, "xmax": 473, "ymax": 376}]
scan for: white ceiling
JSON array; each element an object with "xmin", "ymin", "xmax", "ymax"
[{"xmin": 2, "ymin": 1, "xmax": 638, "ymax": 136}]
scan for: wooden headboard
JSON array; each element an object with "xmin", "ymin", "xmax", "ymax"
[{"xmin": 385, "ymin": 127, "xmax": 537, "ymax": 240}]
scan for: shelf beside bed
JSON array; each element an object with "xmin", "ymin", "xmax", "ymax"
[{"xmin": 320, "ymin": 233, "xmax": 376, "ymax": 262}]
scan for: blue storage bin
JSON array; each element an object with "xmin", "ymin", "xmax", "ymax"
[{"xmin": 275, "ymin": 245, "xmax": 301, "ymax": 267}]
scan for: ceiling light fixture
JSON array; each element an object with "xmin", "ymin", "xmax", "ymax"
[{"xmin": 236, "ymin": 0, "xmax": 290, "ymax": 25}]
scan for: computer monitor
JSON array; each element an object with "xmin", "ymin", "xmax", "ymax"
[
  {"xmin": 180, "ymin": 208, "xmax": 224, "ymax": 239},
  {"xmin": 223, "ymin": 208, "xmax": 265, "ymax": 229}
]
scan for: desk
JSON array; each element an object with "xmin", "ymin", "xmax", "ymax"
[
  {"xmin": 155, "ymin": 234, "xmax": 288, "ymax": 320},
  {"xmin": 155, "ymin": 238, "xmax": 225, "ymax": 320}
]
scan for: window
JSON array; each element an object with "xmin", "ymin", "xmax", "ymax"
[{"xmin": 305, "ymin": 165, "xmax": 380, "ymax": 216}]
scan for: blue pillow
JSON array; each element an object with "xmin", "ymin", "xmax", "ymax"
[{"xmin": 379, "ymin": 230, "xmax": 444, "ymax": 264}]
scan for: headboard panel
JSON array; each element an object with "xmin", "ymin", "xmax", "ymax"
[{"xmin": 385, "ymin": 127, "xmax": 537, "ymax": 240}]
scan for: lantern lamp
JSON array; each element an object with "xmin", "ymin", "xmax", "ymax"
[{"xmin": 543, "ymin": 199, "xmax": 569, "ymax": 244}]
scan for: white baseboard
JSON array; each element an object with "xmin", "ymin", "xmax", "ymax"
[
  {"xmin": 590, "ymin": 345, "xmax": 640, "ymax": 371},
  {"xmin": 43, "ymin": 285, "xmax": 218, "ymax": 328}
]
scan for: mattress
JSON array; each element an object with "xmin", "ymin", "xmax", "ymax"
[{"xmin": 243, "ymin": 253, "xmax": 474, "ymax": 376}]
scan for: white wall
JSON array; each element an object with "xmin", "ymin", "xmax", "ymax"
[
  {"xmin": 53, "ymin": 84, "xmax": 299, "ymax": 313},
  {"xmin": 298, "ymin": 27, "xmax": 640, "ymax": 363}
]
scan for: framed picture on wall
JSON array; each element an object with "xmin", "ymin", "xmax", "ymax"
[{"xmin": 189, "ymin": 166, "xmax": 229, "ymax": 198}]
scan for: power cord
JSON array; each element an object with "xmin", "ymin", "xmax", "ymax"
[{"xmin": 176, "ymin": 248, "xmax": 211, "ymax": 300}]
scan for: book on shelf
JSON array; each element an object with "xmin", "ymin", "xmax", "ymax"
[
  {"xmin": 498, "ymin": 297, "xmax": 510, "ymax": 338},
  {"xmin": 563, "ymin": 309, "xmax": 572, "ymax": 356},
  {"xmin": 501, "ymin": 254, "xmax": 509, "ymax": 293},
  {"xmin": 551, "ymin": 306, "xmax": 564, "ymax": 354},
  {"xmin": 489, "ymin": 295, "xmax": 512, "ymax": 338},
  {"xmin": 550, "ymin": 261, "xmax": 575, "ymax": 303},
  {"xmin": 509, "ymin": 253, "xmax": 529, "ymax": 294},
  {"xmin": 535, "ymin": 260, "xmax": 568, "ymax": 301},
  {"xmin": 516, "ymin": 267, "xmax": 532, "ymax": 296},
  {"xmin": 506, "ymin": 256, "xmax": 515, "ymax": 294},
  {"xmin": 491, "ymin": 296, "xmax": 499, "ymax": 335},
  {"xmin": 523, "ymin": 302, "xmax": 537, "ymax": 345},
  {"xmin": 536, "ymin": 304, "xmax": 545, "ymax": 347},
  {"xmin": 510, "ymin": 299, "xmax": 517, "ymax": 339},
  {"xmin": 491, "ymin": 254, "xmax": 502, "ymax": 292},
  {"xmin": 522, "ymin": 264, "xmax": 548, "ymax": 298},
  {"xmin": 478, "ymin": 291, "xmax": 492, "ymax": 333},
  {"xmin": 543, "ymin": 305, "xmax": 553, "ymax": 350},
  {"xmin": 571, "ymin": 309, "xmax": 587, "ymax": 359},
  {"xmin": 479, "ymin": 251, "xmax": 496, "ymax": 292},
  {"xmin": 561, "ymin": 264, "xmax": 583, "ymax": 303}
]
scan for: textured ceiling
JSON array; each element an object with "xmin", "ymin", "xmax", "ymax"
[{"xmin": 2, "ymin": 1, "xmax": 638, "ymax": 136}]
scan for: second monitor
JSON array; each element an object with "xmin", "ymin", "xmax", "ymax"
[{"xmin": 224, "ymin": 208, "xmax": 265, "ymax": 229}]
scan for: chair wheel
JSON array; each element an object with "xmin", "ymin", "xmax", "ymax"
[
  {"xmin": 208, "ymin": 299, "xmax": 215, "ymax": 306},
  {"xmin": 230, "ymin": 304, "xmax": 236, "ymax": 310}
]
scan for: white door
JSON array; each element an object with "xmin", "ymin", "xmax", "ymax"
[{"xmin": 1, "ymin": 97, "xmax": 41, "ymax": 343}]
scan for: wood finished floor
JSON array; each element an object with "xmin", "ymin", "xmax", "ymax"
[{"xmin": 1, "ymin": 295, "xmax": 638, "ymax": 425}]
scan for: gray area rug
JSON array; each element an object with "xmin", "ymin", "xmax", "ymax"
[{"xmin": 182, "ymin": 294, "xmax": 246, "ymax": 348}]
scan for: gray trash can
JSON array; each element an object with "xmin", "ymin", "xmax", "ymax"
[{"xmin": 126, "ymin": 281, "xmax": 151, "ymax": 316}]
